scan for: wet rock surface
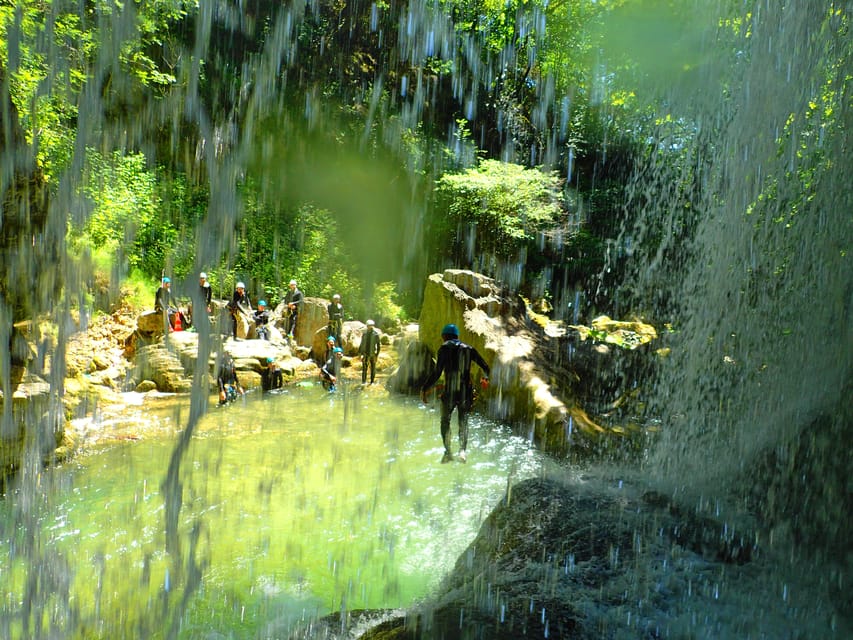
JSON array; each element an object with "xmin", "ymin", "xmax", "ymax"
[
  {"xmin": 403, "ymin": 269, "xmax": 654, "ymax": 456},
  {"xmin": 301, "ymin": 475, "xmax": 823, "ymax": 640}
]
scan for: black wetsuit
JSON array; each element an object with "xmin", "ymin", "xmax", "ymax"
[
  {"xmin": 200, "ymin": 282, "xmax": 212, "ymax": 308},
  {"xmin": 358, "ymin": 327, "xmax": 381, "ymax": 384},
  {"xmin": 254, "ymin": 309, "xmax": 271, "ymax": 340},
  {"xmin": 227, "ymin": 289, "xmax": 252, "ymax": 338},
  {"xmin": 261, "ymin": 364, "xmax": 283, "ymax": 392},
  {"xmin": 154, "ymin": 285, "xmax": 175, "ymax": 313},
  {"xmin": 320, "ymin": 352, "xmax": 341, "ymax": 390},
  {"xmin": 189, "ymin": 281, "xmax": 212, "ymax": 328},
  {"xmin": 285, "ymin": 287, "xmax": 304, "ymax": 338},
  {"xmin": 327, "ymin": 302, "xmax": 344, "ymax": 345},
  {"xmin": 155, "ymin": 285, "xmax": 181, "ymax": 329},
  {"xmin": 421, "ymin": 338, "xmax": 490, "ymax": 455},
  {"xmin": 217, "ymin": 358, "xmax": 240, "ymax": 403}
]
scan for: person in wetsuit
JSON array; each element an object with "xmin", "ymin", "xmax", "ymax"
[
  {"xmin": 261, "ymin": 356, "xmax": 283, "ymax": 392},
  {"xmin": 187, "ymin": 271, "xmax": 212, "ymax": 328},
  {"xmin": 358, "ymin": 319, "xmax": 381, "ymax": 385},
  {"xmin": 217, "ymin": 352, "xmax": 244, "ymax": 404},
  {"xmin": 327, "ymin": 293, "xmax": 344, "ymax": 346},
  {"xmin": 154, "ymin": 277, "xmax": 185, "ymax": 330},
  {"xmin": 320, "ymin": 346, "xmax": 343, "ymax": 391},
  {"xmin": 420, "ymin": 323, "xmax": 490, "ymax": 464},
  {"xmin": 198, "ymin": 272, "xmax": 212, "ymax": 311},
  {"xmin": 253, "ymin": 300, "xmax": 271, "ymax": 340},
  {"xmin": 323, "ymin": 335, "xmax": 336, "ymax": 363},
  {"xmin": 285, "ymin": 279, "xmax": 304, "ymax": 341},
  {"xmin": 227, "ymin": 281, "xmax": 252, "ymax": 340}
]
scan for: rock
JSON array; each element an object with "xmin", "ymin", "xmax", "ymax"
[
  {"xmin": 386, "ymin": 340, "xmax": 434, "ymax": 394},
  {"xmin": 418, "ymin": 270, "xmax": 508, "ymax": 354},
  {"xmin": 0, "ymin": 370, "xmax": 64, "ymax": 478},
  {"xmin": 137, "ymin": 310, "xmax": 168, "ymax": 335},
  {"xmin": 232, "ymin": 311, "xmax": 252, "ymax": 339},
  {"xmin": 135, "ymin": 380, "xmax": 157, "ymax": 392},
  {"xmin": 91, "ymin": 353, "xmax": 111, "ymax": 371},
  {"xmin": 347, "ymin": 475, "xmax": 758, "ymax": 640},
  {"xmin": 412, "ymin": 270, "xmax": 654, "ymax": 457},
  {"xmin": 310, "ymin": 326, "xmax": 332, "ymax": 361},
  {"xmin": 341, "ymin": 320, "xmax": 368, "ymax": 355},
  {"xmin": 133, "ymin": 342, "xmax": 193, "ymax": 393},
  {"xmin": 273, "ymin": 296, "xmax": 328, "ymax": 347}
]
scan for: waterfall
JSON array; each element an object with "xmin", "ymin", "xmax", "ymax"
[{"xmin": 617, "ymin": 0, "xmax": 852, "ymax": 564}]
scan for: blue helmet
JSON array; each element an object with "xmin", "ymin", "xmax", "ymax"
[
  {"xmin": 327, "ymin": 336, "xmax": 335, "ymax": 343},
  {"xmin": 441, "ymin": 323, "xmax": 459, "ymax": 338},
  {"xmin": 162, "ymin": 276, "xmax": 171, "ymax": 283},
  {"xmin": 258, "ymin": 300, "xmax": 267, "ymax": 307},
  {"xmin": 333, "ymin": 347, "xmax": 343, "ymax": 354}
]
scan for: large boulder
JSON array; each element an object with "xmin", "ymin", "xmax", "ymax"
[
  {"xmin": 411, "ymin": 269, "xmax": 631, "ymax": 456},
  {"xmin": 130, "ymin": 331, "xmax": 307, "ymax": 393},
  {"xmin": 134, "ymin": 342, "xmax": 195, "ymax": 393},
  {"xmin": 386, "ymin": 324, "xmax": 434, "ymax": 394},
  {"xmin": 1, "ymin": 368, "xmax": 66, "ymax": 483},
  {"xmin": 418, "ymin": 270, "xmax": 509, "ymax": 355},
  {"xmin": 137, "ymin": 310, "xmax": 169, "ymax": 335},
  {"xmin": 347, "ymin": 475, "xmax": 758, "ymax": 640},
  {"xmin": 273, "ymin": 296, "xmax": 327, "ymax": 347}
]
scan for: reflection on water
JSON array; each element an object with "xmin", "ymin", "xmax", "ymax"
[{"xmin": 1, "ymin": 385, "xmax": 550, "ymax": 637}]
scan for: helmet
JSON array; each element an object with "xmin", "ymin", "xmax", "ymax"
[
  {"xmin": 327, "ymin": 336, "xmax": 335, "ymax": 343},
  {"xmin": 162, "ymin": 277, "xmax": 170, "ymax": 284},
  {"xmin": 333, "ymin": 347, "xmax": 343, "ymax": 354},
  {"xmin": 289, "ymin": 279, "xmax": 297, "ymax": 286},
  {"xmin": 366, "ymin": 319, "xmax": 375, "ymax": 326},
  {"xmin": 333, "ymin": 293, "xmax": 341, "ymax": 300},
  {"xmin": 199, "ymin": 272, "xmax": 207, "ymax": 279},
  {"xmin": 441, "ymin": 323, "xmax": 459, "ymax": 338},
  {"xmin": 258, "ymin": 300, "xmax": 266, "ymax": 307},
  {"xmin": 236, "ymin": 281, "xmax": 245, "ymax": 289},
  {"xmin": 266, "ymin": 356, "xmax": 274, "ymax": 363}
]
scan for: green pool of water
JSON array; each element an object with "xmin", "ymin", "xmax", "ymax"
[{"xmin": 1, "ymin": 384, "xmax": 549, "ymax": 638}]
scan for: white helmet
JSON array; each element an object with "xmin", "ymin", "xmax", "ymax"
[
  {"xmin": 333, "ymin": 293, "xmax": 341, "ymax": 300},
  {"xmin": 289, "ymin": 279, "xmax": 297, "ymax": 286},
  {"xmin": 366, "ymin": 319, "xmax": 375, "ymax": 326},
  {"xmin": 200, "ymin": 272, "xmax": 207, "ymax": 279},
  {"xmin": 237, "ymin": 281, "xmax": 245, "ymax": 289}
]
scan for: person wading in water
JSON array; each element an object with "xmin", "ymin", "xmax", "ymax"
[{"xmin": 420, "ymin": 323, "xmax": 490, "ymax": 463}]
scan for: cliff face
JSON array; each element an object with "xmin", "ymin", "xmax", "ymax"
[
  {"xmin": 0, "ymin": 63, "xmax": 62, "ymax": 481},
  {"xmin": 0, "ymin": 64, "xmax": 55, "ymax": 328}
]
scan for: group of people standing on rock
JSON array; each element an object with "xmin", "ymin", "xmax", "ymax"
[
  {"xmin": 156, "ymin": 273, "xmax": 385, "ymax": 400},
  {"xmin": 225, "ymin": 278, "xmax": 303, "ymax": 342},
  {"xmin": 154, "ymin": 274, "xmax": 304, "ymax": 342}
]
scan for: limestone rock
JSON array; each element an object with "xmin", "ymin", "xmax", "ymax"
[
  {"xmin": 135, "ymin": 380, "xmax": 157, "ymax": 392},
  {"xmin": 411, "ymin": 269, "xmax": 631, "ymax": 456},
  {"xmin": 0, "ymin": 370, "xmax": 64, "ymax": 476},
  {"xmin": 418, "ymin": 270, "xmax": 508, "ymax": 355},
  {"xmin": 137, "ymin": 310, "xmax": 168, "ymax": 335}
]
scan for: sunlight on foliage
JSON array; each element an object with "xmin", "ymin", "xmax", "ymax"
[{"xmin": 435, "ymin": 159, "xmax": 564, "ymax": 258}]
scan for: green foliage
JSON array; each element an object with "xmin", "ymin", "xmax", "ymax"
[
  {"xmin": 0, "ymin": 4, "xmax": 88, "ymax": 179},
  {"xmin": 120, "ymin": 269, "xmax": 160, "ymax": 313},
  {"xmin": 370, "ymin": 281, "xmax": 406, "ymax": 325},
  {"xmin": 434, "ymin": 159, "xmax": 565, "ymax": 260},
  {"xmin": 72, "ymin": 149, "xmax": 163, "ymax": 267}
]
